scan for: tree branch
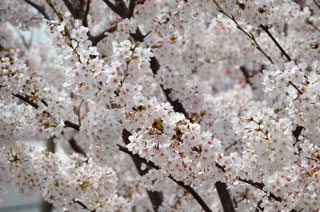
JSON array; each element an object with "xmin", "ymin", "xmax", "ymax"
[
  {"xmin": 12, "ymin": 92, "xmax": 82, "ymax": 131},
  {"xmin": 260, "ymin": 25, "xmax": 291, "ymax": 61},
  {"xmin": 62, "ymin": 0, "xmax": 78, "ymax": 19},
  {"xmin": 236, "ymin": 177, "xmax": 282, "ymax": 202},
  {"xmin": 216, "ymin": 182, "xmax": 235, "ymax": 212},
  {"xmin": 117, "ymin": 142, "xmax": 213, "ymax": 212},
  {"xmin": 101, "ymin": 0, "xmax": 123, "ymax": 17},
  {"xmin": 313, "ymin": 0, "xmax": 320, "ymax": 10},
  {"xmin": 24, "ymin": 0, "xmax": 50, "ymax": 19},
  {"xmin": 101, "ymin": 2, "xmax": 234, "ymax": 211},
  {"xmin": 90, "ymin": 26, "xmax": 117, "ymax": 46},
  {"xmin": 293, "ymin": 125, "xmax": 304, "ymax": 146},
  {"xmin": 12, "ymin": 93, "xmax": 39, "ymax": 109},
  {"xmin": 213, "ymin": 0, "xmax": 303, "ymax": 96},
  {"xmin": 127, "ymin": 0, "xmax": 136, "ymax": 18},
  {"xmin": 64, "ymin": 120, "xmax": 81, "ymax": 131},
  {"xmin": 215, "ymin": 164, "xmax": 283, "ymax": 203},
  {"xmin": 213, "ymin": 0, "xmax": 274, "ymax": 64},
  {"xmin": 255, "ymin": 200, "xmax": 263, "ymax": 212},
  {"xmin": 83, "ymin": 0, "xmax": 91, "ymax": 27},
  {"xmin": 68, "ymin": 137, "xmax": 87, "ymax": 157},
  {"xmin": 240, "ymin": 66, "xmax": 255, "ymax": 89},
  {"xmin": 122, "ymin": 129, "xmax": 163, "ymax": 211},
  {"xmin": 73, "ymin": 199, "xmax": 96, "ymax": 212},
  {"xmin": 77, "ymin": 100, "xmax": 84, "ymax": 127}
]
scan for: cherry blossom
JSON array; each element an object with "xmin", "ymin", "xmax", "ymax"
[{"xmin": 1, "ymin": 0, "xmax": 320, "ymax": 211}]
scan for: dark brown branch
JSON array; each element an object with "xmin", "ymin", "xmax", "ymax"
[
  {"xmin": 12, "ymin": 93, "xmax": 39, "ymax": 109},
  {"xmin": 236, "ymin": 177, "xmax": 282, "ymax": 202},
  {"xmin": 114, "ymin": 0, "xmax": 128, "ymax": 18},
  {"xmin": 213, "ymin": 1, "xmax": 274, "ymax": 64},
  {"xmin": 288, "ymin": 81, "xmax": 303, "ymax": 95},
  {"xmin": 90, "ymin": 26, "xmax": 117, "ymax": 46},
  {"xmin": 62, "ymin": 0, "xmax": 78, "ymax": 18},
  {"xmin": 259, "ymin": 25, "xmax": 304, "ymax": 95},
  {"xmin": 293, "ymin": 125, "xmax": 304, "ymax": 146},
  {"xmin": 240, "ymin": 66, "xmax": 254, "ymax": 89},
  {"xmin": 122, "ymin": 129, "xmax": 163, "ymax": 211},
  {"xmin": 255, "ymin": 200, "xmax": 263, "ymax": 212},
  {"xmin": 62, "ymin": 0, "xmax": 87, "ymax": 21},
  {"xmin": 260, "ymin": 25, "xmax": 292, "ymax": 61},
  {"xmin": 73, "ymin": 199, "xmax": 96, "ymax": 212},
  {"xmin": 216, "ymin": 182, "xmax": 235, "ymax": 212},
  {"xmin": 40, "ymin": 137, "xmax": 55, "ymax": 212},
  {"xmin": 12, "ymin": 92, "xmax": 82, "ymax": 131},
  {"xmin": 24, "ymin": 0, "xmax": 50, "ymax": 19},
  {"xmin": 77, "ymin": 100, "xmax": 84, "ymax": 127},
  {"xmin": 117, "ymin": 142, "xmax": 213, "ymax": 212},
  {"xmin": 168, "ymin": 177, "xmax": 213, "ymax": 212},
  {"xmin": 127, "ymin": 0, "xmax": 136, "ymax": 18},
  {"xmin": 12, "ymin": 90, "xmax": 83, "ymax": 132},
  {"xmin": 131, "ymin": 29, "xmax": 189, "ymax": 116},
  {"xmin": 215, "ymin": 164, "xmax": 282, "ymax": 203},
  {"xmin": 313, "ymin": 0, "xmax": 320, "ymax": 10},
  {"xmin": 64, "ymin": 120, "xmax": 81, "ymax": 131},
  {"xmin": 68, "ymin": 137, "xmax": 87, "ymax": 157},
  {"xmin": 101, "ymin": 0, "xmax": 126, "ymax": 18},
  {"xmin": 83, "ymin": 0, "xmax": 91, "ymax": 27}
]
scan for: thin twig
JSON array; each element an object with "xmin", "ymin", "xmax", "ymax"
[
  {"xmin": 289, "ymin": 81, "xmax": 303, "ymax": 95},
  {"xmin": 13, "ymin": 93, "xmax": 39, "ymax": 109},
  {"xmin": 45, "ymin": 0, "xmax": 63, "ymax": 21},
  {"xmin": 77, "ymin": 100, "xmax": 84, "ymax": 127},
  {"xmin": 313, "ymin": 0, "xmax": 320, "ymax": 10},
  {"xmin": 260, "ymin": 25, "xmax": 291, "ymax": 61},
  {"xmin": 73, "ymin": 199, "xmax": 96, "ymax": 212},
  {"xmin": 306, "ymin": 19, "xmax": 320, "ymax": 32},
  {"xmin": 213, "ymin": 0, "xmax": 304, "ymax": 95},
  {"xmin": 46, "ymin": 0, "xmax": 81, "ymax": 60},
  {"xmin": 224, "ymin": 141, "xmax": 238, "ymax": 152},
  {"xmin": 212, "ymin": 0, "xmax": 274, "ymax": 64},
  {"xmin": 13, "ymin": 92, "xmax": 82, "ymax": 137},
  {"xmin": 236, "ymin": 177, "xmax": 282, "ymax": 202}
]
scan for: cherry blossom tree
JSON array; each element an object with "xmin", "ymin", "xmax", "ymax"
[{"xmin": 1, "ymin": 0, "xmax": 320, "ymax": 211}]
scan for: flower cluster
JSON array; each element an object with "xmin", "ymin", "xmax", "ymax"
[{"xmin": 2, "ymin": 0, "xmax": 320, "ymax": 211}]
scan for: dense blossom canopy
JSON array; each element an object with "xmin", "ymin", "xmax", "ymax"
[{"xmin": 1, "ymin": 0, "xmax": 320, "ymax": 211}]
